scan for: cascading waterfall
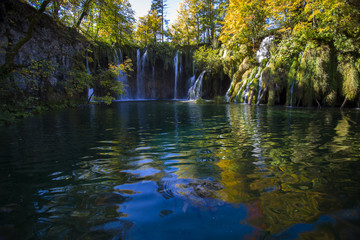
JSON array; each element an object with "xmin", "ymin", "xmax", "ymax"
[
  {"xmin": 174, "ymin": 51, "xmax": 179, "ymax": 99},
  {"xmin": 86, "ymin": 51, "xmax": 94, "ymax": 102},
  {"xmin": 225, "ymin": 86, "xmax": 232, "ymax": 102},
  {"xmin": 222, "ymin": 49, "xmax": 227, "ymax": 59},
  {"xmin": 243, "ymin": 68, "xmax": 258, "ymax": 103},
  {"xmin": 136, "ymin": 49, "xmax": 147, "ymax": 99},
  {"xmin": 257, "ymin": 73, "xmax": 263, "ymax": 103},
  {"xmin": 257, "ymin": 62, "xmax": 270, "ymax": 104},
  {"xmin": 136, "ymin": 49, "xmax": 141, "ymax": 99},
  {"xmin": 256, "ymin": 36, "xmax": 274, "ymax": 63},
  {"xmin": 141, "ymin": 50, "xmax": 147, "ymax": 98},
  {"xmin": 254, "ymin": 36, "xmax": 274, "ymax": 104},
  {"xmin": 289, "ymin": 81, "xmax": 295, "ymax": 106},
  {"xmin": 188, "ymin": 71, "xmax": 206, "ymax": 100},
  {"xmin": 114, "ymin": 49, "xmax": 130, "ymax": 100},
  {"xmin": 186, "ymin": 61, "xmax": 196, "ymax": 97}
]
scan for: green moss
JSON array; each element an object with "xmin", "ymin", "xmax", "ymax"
[
  {"xmin": 195, "ymin": 98, "xmax": 206, "ymax": 104},
  {"xmin": 214, "ymin": 95, "xmax": 226, "ymax": 104}
]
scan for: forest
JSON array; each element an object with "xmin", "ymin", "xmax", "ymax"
[{"xmin": 0, "ymin": 0, "xmax": 360, "ymax": 123}]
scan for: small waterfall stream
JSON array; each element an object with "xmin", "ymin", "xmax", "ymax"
[
  {"xmin": 86, "ymin": 51, "xmax": 94, "ymax": 101},
  {"xmin": 174, "ymin": 51, "xmax": 179, "ymax": 99},
  {"xmin": 289, "ymin": 81, "xmax": 295, "ymax": 106},
  {"xmin": 188, "ymin": 71, "xmax": 206, "ymax": 100},
  {"xmin": 136, "ymin": 49, "xmax": 147, "ymax": 99},
  {"xmin": 243, "ymin": 68, "xmax": 258, "ymax": 103},
  {"xmin": 114, "ymin": 49, "xmax": 130, "ymax": 100},
  {"xmin": 256, "ymin": 36, "xmax": 274, "ymax": 63},
  {"xmin": 136, "ymin": 49, "xmax": 141, "ymax": 99}
]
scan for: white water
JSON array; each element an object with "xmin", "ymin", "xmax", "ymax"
[
  {"xmin": 243, "ymin": 79, "xmax": 254, "ymax": 103},
  {"xmin": 174, "ymin": 51, "xmax": 179, "ymax": 99},
  {"xmin": 243, "ymin": 68, "xmax": 258, "ymax": 103},
  {"xmin": 136, "ymin": 49, "xmax": 147, "ymax": 99},
  {"xmin": 257, "ymin": 62, "xmax": 270, "ymax": 104},
  {"xmin": 289, "ymin": 81, "xmax": 295, "ymax": 106},
  {"xmin": 225, "ymin": 85, "xmax": 232, "ymax": 102},
  {"xmin": 114, "ymin": 49, "xmax": 130, "ymax": 100},
  {"xmin": 86, "ymin": 51, "xmax": 94, "ymax": 102},
  {"xmin": 256, "ymin": 71, "xmax": 264, "ymax": 104},
  {"xmin": 222, "ymin": 49, "xmax": 227, "ymax": 59},
  {"xmin": 136, "ymin": 49, "xmax": 141, "ymax": 99},
  {"xmin": 254, "ymin": 37, "xmax": 274, "ymax": 103},
  {"xmin": 188, "ymin": 71, "xmax": 206, "ymax": 100},
  {"xmin": 256, "ymin": 36, "xmax": 274, "ymax": 63},
  {"xmin": 187, "ymin": 60, "xmax": 196, "ymax": 99}
]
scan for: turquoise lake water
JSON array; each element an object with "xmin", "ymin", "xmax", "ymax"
[{"xmin": 1, "ymin": 101, "xmax": 360, "ymax": 239}]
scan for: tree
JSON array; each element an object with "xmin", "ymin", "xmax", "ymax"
[
  {"xmin": 151, "ymin": 0, "xmax": 167, "ymax": 42},
  {"xmin": 170, "ymin": 0, "xmax": 227, "ymax": 46},
  {"xmin": 220, "ymin": 0, "xmax": 268, "ymax": 51},
  {"xmin": 25, "ymin": 0, "xmax": 136, "ymax": 45},
  {"xmin": 170, "ymin": 0, "xmax": 198, "ymax": 46},
  {"xmin": 134, "ymin": 10, "xmax": 162, "ymax": 46}
]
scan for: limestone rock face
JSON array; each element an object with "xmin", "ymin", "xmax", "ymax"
[{"xmin": 0, "ymin": 0, "xmax": 87, "ymax": 91}]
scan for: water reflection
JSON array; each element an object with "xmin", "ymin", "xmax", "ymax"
[{"xmin": 0, "ymin": 102, "xmax": 360, "ymax": 239}]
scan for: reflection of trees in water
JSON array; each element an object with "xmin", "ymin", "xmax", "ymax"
[
  {"xmin": 1, "ymin": 103, "xmax": 360, "ymax": 238},
  {"xmin": 213, "ymin": 105, "xmax": 360, "ymax": 233}
]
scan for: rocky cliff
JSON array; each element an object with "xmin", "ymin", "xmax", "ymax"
[{"xmin": 0, "ymin": 0, "xmax": 89, "ymax": 104}]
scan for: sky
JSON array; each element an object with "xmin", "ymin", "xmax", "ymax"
[{"xmin": 128, "ymin": 0, "xmax": 181, "ymax": 26}]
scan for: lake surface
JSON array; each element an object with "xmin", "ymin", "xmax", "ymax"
[{"xmin": 1, "ymin": 101, "xmax": 360, "ymax": 239}]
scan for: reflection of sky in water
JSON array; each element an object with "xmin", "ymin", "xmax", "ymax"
[{"xmin": 1, "ymin": 102, "xmax": 360, "ymax": 239}]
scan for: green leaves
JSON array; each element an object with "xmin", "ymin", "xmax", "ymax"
[{"xmin": 193, "ymin": 46, "xmax": 221, "ymax": 73}]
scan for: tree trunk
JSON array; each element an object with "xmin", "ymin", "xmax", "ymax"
[
  {"xmin": 75, "ymin": 0, "xmax": 92, "ymax": 29},
  {"xmin": 340, "ymin": 97, "xmax": 348, "ymax": 109}
]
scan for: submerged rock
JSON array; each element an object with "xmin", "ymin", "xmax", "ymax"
[{"xmin": 181, "ymin": 179, "xmax": 224, "ymax": 198}]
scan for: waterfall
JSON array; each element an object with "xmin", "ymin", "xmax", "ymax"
[
  {"xmin": 254, "ymin": 36, "xmax": 274, "ymax": 103},
  {"xmin": 136, "ymin": 49, "xmax": 147, "ymax": 99},
  {"xmin": 257, "ymin": 70, "xmax": 264, "ymax": 103},
  {"xmin": 257, "ymin": 62, "xmax": 270, "ymax": 104},
  {"xmin": 152, "ymin": 65, "xmax": 156, "ymax": 99},
  {"xmin": 187, "ymin": 61, "xmax": 196, "ymax": 98},
  {"xmin": 222, "ymin": 49, "xmax": 227, "ymax": 59},
  {"xmin": 243, "ymin": 68, "xmax": 259, "ymax": 103},
  {"xmin": 289, "ymin": 81, "xmax": 295, "ymax": 106},
  {"xmin": 86, "ymin": 51, "xmax": 91, "ymax": 75},
  {"xmin": 243, "ymin": 80, "xmax": 254, "ymax": 103},
  {"xmin": 188, "ymin": 71, "xmax": 206, "ymax": 100},
  {"xmin": 86, "ymin": 51, "xmax": 94, "ymax": 102},
  {"xmin": 136, "ymin": 49, "xmax": 141, "ymax": 99},
  {"xmin": 141, "ymin": 50, "xmax": 147, "ymax": 98},
  {"xmin": 225, "ymin": 86, "xmax": 231, "ymax": 102},
  {"xmin": 256, "ymin": 36, "xmax": 274, "ymax": 63},
  {"xmin": 174, "ymin": 51, "xmax": 179, "ymax": 99},
  {"xmin": 114, "ymin": 49, "xmax": 129, "ymax": 100}
]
